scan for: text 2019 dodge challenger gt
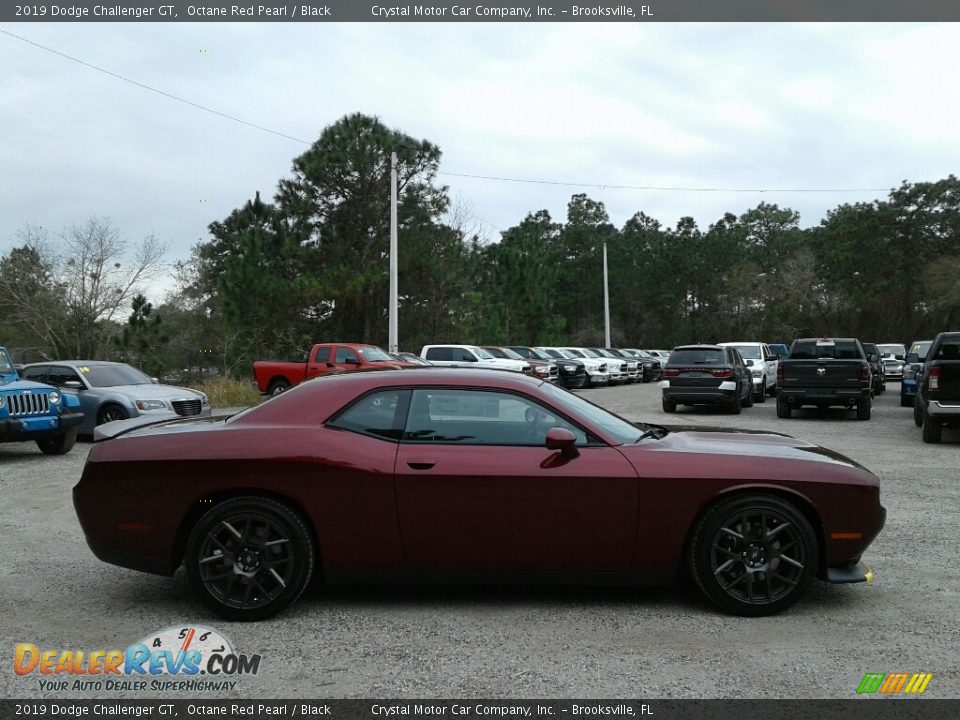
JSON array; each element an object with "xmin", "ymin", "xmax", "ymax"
[{"xmin": 74, "ymin": 369, "xmax": 885, "ymax": 620}]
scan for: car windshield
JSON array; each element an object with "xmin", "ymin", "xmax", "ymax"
[
  {"xmin": 0, "ymin": 349, "xmax": 15, "ymax": 375},
  {"xmin": 499, "ymin": 347, "xmax": 524, "ymax": 360},
  {"xmin": 910, "ymin": 341, "xmax": 933, "ymax": 359},
  {"xmin": 518, "ymin": 347, "xmax": 550, "ymax": 361},
  {"xmin": 563, "ymin": 349, "xmax": 585, "ymax": 358},
  {"xmin": 669, "ymin": 349, "xmax": 724, "ymax": 365},
  {"xmin": 728, "ymin": 345, "xmax": 762, "ymax": 360},
  {"xmin": 876, "ymin": 344, "xmax": 904, "ymax": 357},
  {"xmin": 539, "ymin": 382, "xmax": 645, "ymax": 444},
  {"xmin": 82, "ymin": 364, "xmax": 153, "ymax": 387},
  {"xmin": 357, "ymin": 346, "xmax": 393, "ymax": 362},
  {"xmin": 579, "ymin": 349, "xmax": 601, "ymax": 358},
  {"xmin": 473, "ymin": 347, "xmax": 495, "ymax": 360}
]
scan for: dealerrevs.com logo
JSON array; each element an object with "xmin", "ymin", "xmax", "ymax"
[{"xmin": 14, "ymin": 625, "xmax": 261, "ymax": 692}]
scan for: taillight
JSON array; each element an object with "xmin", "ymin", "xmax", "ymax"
[
  {"xmin": 777, "ymin": 364, "xmax": 784, "ymax": 381},
  {"xmin": 929, "ymin": 367, "xmax": 940, "ymax": 390},
  {"xmin": 711, "ymin": 368, "xmax": 734, "ymax": 378},
  {"xmin": 860, "ymin": 364, "xmax": 871, "ymax": 386},
  {"xmin": 663, "ymin": 369, "xmax": 680, "ymax": 377}
]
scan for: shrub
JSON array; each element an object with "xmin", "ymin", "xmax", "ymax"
[{"xmin": 194, "ymin": 377, "xmax": 263, "ymax": 409}]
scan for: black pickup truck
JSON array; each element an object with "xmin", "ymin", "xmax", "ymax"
[
  {"xmin": 915, "ymin": 331, "xmax": 960, "ymax": 443},
  {"xmin": 776, "ymin": 338, "xmax": 873, "ymax": 420}
]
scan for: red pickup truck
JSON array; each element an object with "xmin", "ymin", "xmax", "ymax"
[{"xmin": 254, "ymin": 343, "xmax": 416, "ymax": 395}]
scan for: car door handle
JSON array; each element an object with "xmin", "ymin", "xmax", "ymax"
[{"xmin": 407, "ymin": 459, "xmax": 436, "ymax": 470}]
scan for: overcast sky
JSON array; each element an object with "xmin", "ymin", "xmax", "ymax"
[{"xmin": 3, "ymin": 22, "xmax": 960, "ymax": 299}]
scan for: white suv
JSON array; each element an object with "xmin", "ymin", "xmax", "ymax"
[
  {"xmin": 420, "ymin": 345, "xmax": 530, "ymax": 373},
  {"xmin": 718, "ymin": 342, "xmax": 778, "ymax": 402}
]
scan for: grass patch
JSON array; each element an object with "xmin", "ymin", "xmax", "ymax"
[{"xmin": 194, "ymin": 377, "xmax": 263, "ymax": 409}]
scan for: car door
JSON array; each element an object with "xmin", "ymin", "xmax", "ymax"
[
  {"xmin": 46, "ymin": 365, "xmax": 95, "ymax": 420},
  {"xmin": 394, "ymin": 388, "xmax": 640, "ymax": 572},
  {"xmin": 330, "ymin": 346, "xmax": 361, "ymax": 372},
  {"xmin": 305, "ymin": 346, "xmax": 333, "ymax": 380}
]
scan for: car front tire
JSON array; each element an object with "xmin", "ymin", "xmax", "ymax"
[
  {"xmin": 36, "ymin": 427, "xmax": 78, "ymax": 455},
  {"xmin": 97, "ymin": 404, "xmax": 129, "ymax": 425},
  {"xmin": 185, "ymin": 496, "xmax": 315, "ymax": 621},
  {"xmin": 688, "ymin": 494, "xmax": 818, "ymax": 617}
]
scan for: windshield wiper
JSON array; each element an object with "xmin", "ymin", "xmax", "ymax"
[{"xmin": 637, "ymin": 425, "xmax": 669, "ymax": 442}]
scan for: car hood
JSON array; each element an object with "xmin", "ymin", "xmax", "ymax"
[
  {"xmin": 633, "ymin": 424, "xmax": 870, "ymax": 472},
  {"xmin": 0, "ymin": 378, "xmax": 56, "ymax": 393},
  {"xmin": 478, "ymin": 358, "xmax": 528, "ymax": 371},
  {"xmin": 89, "ymin": 383, "xmax": 205, "ymax": 400}
]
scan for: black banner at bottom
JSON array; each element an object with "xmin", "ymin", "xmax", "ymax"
[{"xmin": 2, "ymin": 700, "xmax": 956, "ymax": 720}]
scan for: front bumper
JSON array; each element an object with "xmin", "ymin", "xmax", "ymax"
[{"xmin": 0, "ymin": 411, "xmax": 84, "ymax": 442}]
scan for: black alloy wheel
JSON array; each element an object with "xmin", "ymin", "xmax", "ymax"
[
  {"xmin": 97, "ymin": 404, "xmax": 129, "ymax": 425},
  {"xmin": 689, "ymin": 495, "xmax": 818, "ymax": 616},
  {"xmin": 185, "ymin": 497, "xmax": 315, "ymax": 621}
]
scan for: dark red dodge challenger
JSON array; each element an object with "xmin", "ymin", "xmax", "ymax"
[{"xmin": 74, "ymin": 369, "xmax": 884, "ymax": 621}]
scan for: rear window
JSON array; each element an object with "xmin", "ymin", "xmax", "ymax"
[
  {"xmin": 668, "ymin": 349, "xmax": 725, "ymax": 365},
  {"xmin": 790, "ymin": 340, "xmax": 862, "ymax": 360},
  {"xmin": 932, "ymin": 340, "xmax": 960, "ymax": 360}
]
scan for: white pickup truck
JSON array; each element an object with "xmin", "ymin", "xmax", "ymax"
[{"xmin": 420, "ymin": 345, "xmax": 531, "ymax": 374}]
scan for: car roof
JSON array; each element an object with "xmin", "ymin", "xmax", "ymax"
[
  {"xmin": 24, "ymin": 360, "xmax": 123, "ymax": 367},
  {"xmin": 672, "ymin": 344, "xmax": 724, "ymax": 351}
]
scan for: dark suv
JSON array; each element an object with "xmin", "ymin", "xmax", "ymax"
[
  {"xmin": 660, "ymin": 345, "xmax": 754, "ymax": 414},
  {"xmin": 861, "ymin": 343, "xmax": 886, "ymax": 396}
]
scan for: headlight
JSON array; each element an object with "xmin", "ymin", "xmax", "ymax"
[
  {"xmin": 48, "ymin": 391, "xmax": 61, "ymax": 404},
  {"xmin": 534, "ymin": 366, "xmax": 548, "ymax": 374},
  {"xmin": 0, "ymin": 395, "xmax": 5, "ymax": 408},
  {"xmin": 201, "ymin": 393, "xmax": 209, "ymax": 406},
  {"xmin": 135, "ymin": 399, "xmax": 168, "ymax": 411},
  {"xmin": 752, "ymin": 370, "xmax": 763, "ymax": 378}
]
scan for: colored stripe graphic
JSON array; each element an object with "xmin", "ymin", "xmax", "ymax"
[{"xmin": 857, "ymin": 673, "xmax": 933, "ymax": 694}]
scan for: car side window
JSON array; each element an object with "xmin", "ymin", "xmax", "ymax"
[
  {"xmin": 47, "ymin": 366, "xmax": 83, "ymax": 387},
  {"xmin": 21, "ymin": 366, "xmax": 50, "ymax": 383},
  {"xmin": 328, "ymin": 389, "xmax": 410, "ymax": 441},
  {"xmin": 451, "ymin": 347, "xmax": 476, "ymax": 362},
  {"xmin": 313, "ymin": 347, "xmax": 331, "ymax": 364},
  {"xmin": 335, "ymin": 347, "xmax": 358, "ymax": 364},
  {"xmin": 425, "ymin": 347, "xmax": 453, "ymax": 361},
  {"xmin": 403, "ymin": 389, "xmax": 588, "ymax": 446}
]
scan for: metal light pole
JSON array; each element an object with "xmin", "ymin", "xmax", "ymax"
[
  {"xmin": 603, "ymin": 239, "xmax": 611, "ymax": 348},
  {"xmin": 388, "ymin": 151, "xmax": 398, "ymax": 353}
]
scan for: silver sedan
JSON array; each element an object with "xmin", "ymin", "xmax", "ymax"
[{"xmin": 19, "ymin": 360, "xmax": 210, "ymax": 435}]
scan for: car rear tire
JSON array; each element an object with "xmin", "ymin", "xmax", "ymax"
[
  {"xmin": 688, "ymin": 494, "xmax": 818, "ymax": 616},
  {"xmin": 268, "ymin": 379, "xmax": 291, "ymax": 396},
  {"xmin": 754, "ymin": 386, "xmax": 766, "ymax": 403},
  {"xmin": 662, "ymin": 397, "xmax": 677, "ymax": 413},
  {"xmin": 922, "ymin": 409, "xmax": 943, "ymax": 444},
  {"xmin": 185, "ymin": 496, "xmax": 316, "ymax": 621},
  {"xmin": 36, "ymin": 427, "xmax": 78, "ymax": 455},
  {"xmin": 901, "ymin": 394, "xmax": 913, "ymax": 407},
  {"xmin": 776, "ymin": 396, "xmax": 791, "ymax": 418},
  {"xmin": 856, "ymin": 397, "xmax": 871, "ymax": 421},
  {"xmin": 729, "ymin": 394, "xmax": 742, "ymax": 414},
  {"xmin": 97, "ymin": 404, "xmax": 128, "ymax": 425},
  {"xmin": 913, "ymin": 395, "xmax": 923, "ymax": 427}
]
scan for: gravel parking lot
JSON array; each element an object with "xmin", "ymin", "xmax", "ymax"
[{"xmin": 2, "ymin": 381, "xmax": 958, "ymax": 699}]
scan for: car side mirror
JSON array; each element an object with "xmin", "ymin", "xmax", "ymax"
[
  {"xmin": 745, "ymin": 359, "xmax": 754, "ymax": 367},
  {"xmin": 545, "ymin": 427, "xmax": 579, "ymax": 459},
  {"xmin": 869, "ymin": 353, "xmax": 879, "ymax": 362},
  {"xmin": 63, "ymin": 380, "xmax": 84, "ymax": 390},
  {"xmin": 896, "ymin": 354, "xmax": 905, "ymax": 360},
  {"xmin": 906, "ymin": 353, "xmax": 920, "ymax": 364},
  {"xmin": 464, "ymin": 356, "xmax": 478, "ymax": 362}
]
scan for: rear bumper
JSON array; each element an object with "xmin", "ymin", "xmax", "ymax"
[
  {"xmin": 826, "ymin": 560, "xmax": 875, "ymax": 584},
  {"xmin": 926, "ymin": 400, "xmax": 960, "ymax": 417},
  {"xmin": 778, "ymin": 388, "xmax": 870, "ymax": 406},
  {"xmin": 660, "ymin": 381, "xmax": 738, "ymax": 404}
]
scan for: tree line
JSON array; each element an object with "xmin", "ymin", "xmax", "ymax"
[{"xmin": 3, "ymin": 112, "xmax": 960, "ymax": 379}]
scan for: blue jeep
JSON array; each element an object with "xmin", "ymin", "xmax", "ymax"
[{"xmin": 0, "ymin": 346, "xmax": 84, "ymax": 454}]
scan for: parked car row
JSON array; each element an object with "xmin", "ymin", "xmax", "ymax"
[{"xmin": 2, "ymin": 344, "xmax": 212, "ymax": 454}]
